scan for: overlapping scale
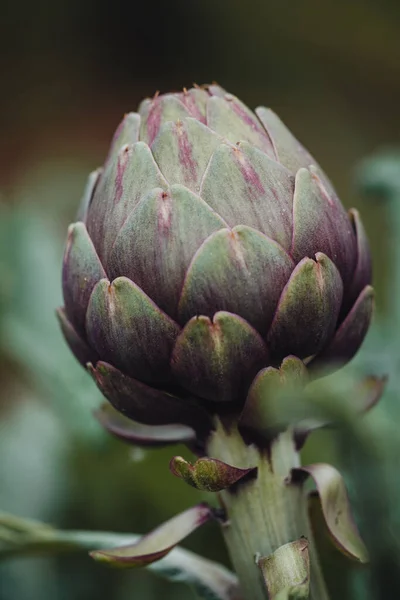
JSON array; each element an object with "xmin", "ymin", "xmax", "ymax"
[
  {"xmin": 89, "ymin": 361, "xmax": 211, "ymax": 431},
  {"xmin": 171, "ymin": 311, "xmax": 268, "ymax": 403},
  {"xmin": 108, "ymin": 185, "xmax": 226, "ymax": 320},
  {"xmin": 105, "ymin": 112, "xmax": 141, "ymax": 164},
  {"xmin": 291, "ymin": 167, "xmax": 356, "ymax": 291},
  {"xmin": 200, "ymin": 141, "xmax": 294, "ymax": 249},
  {"xmin": 256, "ymin": 107, "xmax": 316, "ymax": 173},
  {"xmin": 86, "ymin": 277, "xmax": 180, "ymax": 384},
  {"xmin": 178, "ymin": 225, "xmax": 294, "ymax": 335},
  {"xmin": 175, "ymin": 88, "xmax": 209, "ymax": 123},
  {"xmin": 139, "ymin": 94, "xmax": 192, "ymax": 145},
  {"xmin": 347, "ymin": 209, "xmax": 372, "ymax": 309},
  {"xmin": 87, "ymin": 142, "xmax": 168, "ymax": 264},
  {"xmin": 76, "ymin": 168, "xmax": 102, "ymax": 224},
  {"xmin": 62, "ymin": 222, "xmax": 106, "ymax": 335},
  {"xmin": 311, "ymin": 285, "xmax": 374, "ymax": 369},
  {"xmin": 151, "ymin": 118, "xmax": 221, "ymax": 192},
  {"xmin": 267, "ymin": 253, "xmax": 343, "ymax": 361},
  {"xmin": 206, "ymin": 94, "xmax": 276, "ymax": 158}
]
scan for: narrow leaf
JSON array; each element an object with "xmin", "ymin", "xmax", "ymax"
[
  {"xmin": 353, "ymin": 375, "xmax": 387, "ymax": 413},
  {"xmin": 95, "ymin": 403, "xmax": 196, "ymax": 447},
  {"xmin": 90, "ymin": 504, "xmax": 213, "ymax": 567},
  {"xmin": 0, "ymin": 512, "xmax": 242, "ymax": 600},
  {"xmin": 294, "ymin": 374, "xmax": 386, "ymax": 449},
  {"xmin": 152, "ymin": 546, "xmax": 243, "ymax": 600},
  {"xmin": 292, "ymin": 464, "xmax": 368, "ymax": 562}
]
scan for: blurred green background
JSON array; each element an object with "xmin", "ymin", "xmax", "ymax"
[{"xmin": 1, "ymin": 1, "xmax": 400, "ymax": 599}]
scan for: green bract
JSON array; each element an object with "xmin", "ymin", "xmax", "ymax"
[{"xmin": 59, "ymin": 84, "xmax": 373, "ymax": 433}]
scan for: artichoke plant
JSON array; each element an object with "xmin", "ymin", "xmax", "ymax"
[
  {"xmin": 58, "ymin": 84, "xmax": 377, "ymax": 600},
  {"xmin": 59, "ymin": 84, "xmax": 373, "ymax": 429}
]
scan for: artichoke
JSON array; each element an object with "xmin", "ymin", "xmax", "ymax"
[{"xmin": 58, "ymin": 84, "xmax": 373, "ymax": 431}]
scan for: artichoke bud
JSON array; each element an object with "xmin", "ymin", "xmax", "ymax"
[{"xmin": 59, "ymin": 84, "xmax": 373, "ymax": 435}]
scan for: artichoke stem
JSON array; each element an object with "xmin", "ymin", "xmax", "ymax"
[{"xmin": 207, "ymin": 419, "xmax": 330, "ymax": 600}]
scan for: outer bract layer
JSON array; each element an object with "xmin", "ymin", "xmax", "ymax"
[{"xmin": 60, "ymin": 84, "xmax": 373, "ymax": 429}]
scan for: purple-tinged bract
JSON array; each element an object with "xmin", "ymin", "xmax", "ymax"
[{"xmin": 59, "ymin": 84, "xmax": 373, "ymax": 432}]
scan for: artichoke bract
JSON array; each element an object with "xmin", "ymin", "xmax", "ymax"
[{"xmin": 59, "ymin": 84, "xmax": 373, "ymax": 430}]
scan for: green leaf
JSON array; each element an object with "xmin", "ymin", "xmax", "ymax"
[
  {"xmin": 0, "ymin": 511, "xmax": 242, "ymax": 599},
  {"xmin": 0, "ymin": 202, "xmax": 103, "ymax": 441},
  {"xmin": 242, "ymin": 368, "xmax": 385, "ymax": 435},
  {"xmin": 0, "ymin": 512, "xmax": 129, "ymax": 558}
]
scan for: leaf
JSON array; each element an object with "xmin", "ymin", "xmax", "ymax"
[
  {"xmin": 95, "ymin": 403, "xmax": 197, "ymax": 447},
  {"xmin": 258, "ymin": 539, "xmax": 309, "ymax": 600},
  {"xmin": 292, "ymin": 464, "xmax": 368, "ymax": 563},
  {"xmin": 242, "ymin": 367, "xmax": 385, "ymax": 439},
  {"xmin": 353, "ymin": 375, "xmax": 387, "ymax": 414},
  {"xmin": 170, "ymin": 456, "xmax": 256, "ymax": 491},
  {"xmin": 0, "ymin": 511, "xmax": 242, "ymax": 600},
  {"xmin": 90, "ymin": 503, "xmax": 213, "ymax": 566},
  {"xmin": 294, "ymin": 374, "xmax": 386, "ymax": 449},
  {"xmin": 0, "ymin": 511, "xmax": 137, "ymax": 559},
  {"xmin": 0, "ymin": 203, "xmax": 103, "ymax": 441},
  {"xmin": 150, "ymin": 547, "xmax": 243, "ymax": 600}
]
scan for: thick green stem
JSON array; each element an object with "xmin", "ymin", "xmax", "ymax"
[{"xmin": 207, "ymin": 419, "xmax": 329, "ymax": 600}]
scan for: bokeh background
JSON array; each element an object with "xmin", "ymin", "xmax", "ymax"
[{"xmin": 1, "ymin": 1, "xmax": 400, "ymax": 599}]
